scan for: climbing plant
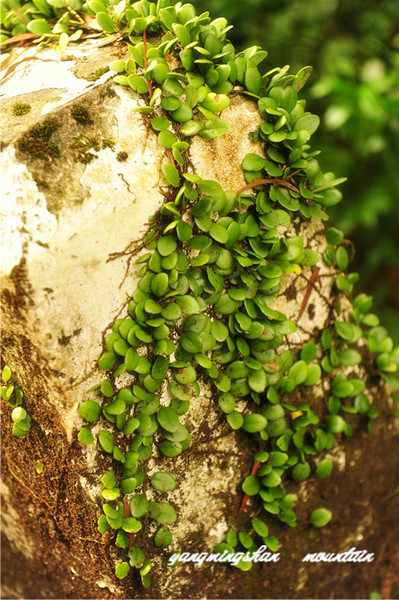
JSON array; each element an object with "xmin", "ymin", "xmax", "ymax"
[
  {"xmin": 2, "ymin": 0, "xmax": 399, "ymax": 589},
  {"xmin": 1, "ymin": 365, "xmax": 32, "ymax": 437}
]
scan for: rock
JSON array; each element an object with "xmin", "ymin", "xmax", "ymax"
[{"xmin": 1, "ymin": 42, "xmax": 398, "ymax": 600}]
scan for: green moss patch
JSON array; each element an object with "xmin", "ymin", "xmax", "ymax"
[
  {"xmin": 18, "ymin": 119, "xmax": 60, "ymax": 160},
  {"xmin": 71, "ymin": 105, "xmax": 93, "ymax": 125},
  {"xmin": 12, "ymin": 103, "xmax": 31, "ymax": 116},
  {"xmin": 71, "ymin": 135, "xmax": 101, "ymax": 164}
]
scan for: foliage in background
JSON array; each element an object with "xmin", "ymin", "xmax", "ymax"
[{"xmin": 193, "ymin": 0, "xmax": 399, "ymax": 341}]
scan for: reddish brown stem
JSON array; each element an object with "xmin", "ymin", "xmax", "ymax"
[
  {"xmin": 284, "ymin": 168, "xmax": 302, "ymax": 182},
  {"xmin": 123, "ymin": 498, "xmax": 136, "ymax": 547},
  {"xmin": 142, "ymin": 28, "xmax": 153, "ymax": 97},
  {"xmin": 264, "ymin": 362, "xmax": 279, "ymax": 371},
  {"xmin": 297, "ymin": 266, "xmax": 321, "ymax": 321},
  {"xmin": 238, "ymin": 460, "xmax": 261, "ymax": 517},
  {"xmin": 237, "ymin": 177, "xmax": 299, "ymax": 196}
]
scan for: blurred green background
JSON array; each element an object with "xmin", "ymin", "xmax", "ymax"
[{"xmin": 193, "ymin": 0, "xmax": 399, "ymax": 341}]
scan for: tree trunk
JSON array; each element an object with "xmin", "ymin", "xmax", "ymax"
[{"xmin": 1, "ymin": 42, "xmax": 398, "ymax": 600}]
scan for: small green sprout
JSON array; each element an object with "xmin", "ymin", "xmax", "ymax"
[
  {"xmin": 35, "ymin": 460, "xmax": 44, "ymax": 474},
  {"xmin": 115, "ymin": 561, "xmax": 130, "ymax": 579},
  {"xmin": 2, "ymin": 366, "xmax": 31, "ymax": 436},
  {"xmin": 2, "ymin": 366, "xmax": 12, "ymax": 382}
]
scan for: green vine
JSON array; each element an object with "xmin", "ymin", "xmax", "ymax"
[
  {"xmin": 3, "ymin": 0, "xmax": 399, "ymax": 588},
  {"xmin": 1, "ymin": 365, "xmax": 32, "ymax": 437}
]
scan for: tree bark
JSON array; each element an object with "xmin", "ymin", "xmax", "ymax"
[{"xmin": 1, "ymin": 42, "xmax": 398, "ymax": 600}]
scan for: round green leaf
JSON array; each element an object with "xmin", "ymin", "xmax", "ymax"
[
  {"xmin": 158, "ymin": 129, "xmax": 178, "ymax": 148},
  {"xmin": 116, "ymin": 530, "xmax": 129, "ymax": 548},
  {"xmin": 176, "ymin": 295, "xmax": 200, "ymax": 314},
  {"xmin": 180, "ymin": 119, "xmax": 202, "ymax": 136},
  {"xmin": 151, "ymin": 471, "xmax": 177, "ymax": 492},
  {"xmin": 248, "ymin": 369, "xmax": 267, "ymax": 393},
  {"xmin": 103, "ymin": 503, "xmax": 119, "ymax": 520},
  {"xmin": 326, "ymin": 415, "xmax": 346, "ymax": 433},
  {"xmin": 79, "ymin": 400, "xmax": 100, "ymax": 422},
  {"xmin": 106, "ymin": 399, "xmax": 126, "ymax": 415},
  {"xmin": 316, "ymin": 458, "xmax": 333, "ymax": 479},
  {"xmin": 292, "ymin": 462, "xmax": 311, "ymax": 482},
  {"xmin": 101, "ymin": 470, "xmax": 116, "ymax": 489},
  {"xmin": 171, "ymin": 103, "xmax": 193, "ymax": 122},
  {"xmin": 303, "ymin": 364, "xmax": 321, "ymax": 386},
  {"xmin": 98, "ymin": 430, "xmax": 114, "ymax": 453},
  {"xmin": 201, "ymin": 92, "xmax": 230, "ymax": 112},
  {"xmin": 209, "ymin": 222, "xmax": 228, "ymax": 244},
  {"xmin": 338, "ymin": 349, "xmax": 361, "ymax": 366},
  {"xmin": 98, "ymin": 352, "xmax": 116, "ymax": 370},
  {"xmin": 288, "ymin": 360, "xmax": 309, "ymax": 385},
  {"xmin": 335, "ymin": 321, "xmax": 362, "ymax": 343},
  {"xmin": 78, "ymin": 426, "xmax": 94, "ymax": 445},
  {"xmin": 326, "ymin": 227, "xmax": 344, "ymax": 245},
  {"xmin": 115, "ymin": 562, "xmax": 130, "ymax": 579},
  {"xmin": 215, "ymin": 294, "xmax": 239, "ymax": 315},
  {"xmin": 158, "ymin": 236, "xmax": 178, "ymax": 257},
  {"xmin": 130, "ymin": 494, "xmax": 149, "ymax": 518},
  {"xmin": 242, "ymin": 413, "xmax": 267, "ymax": 433},
  {"xmin": 181, "ymin": 331, "xmax": 203, "ymax": 354},
  {"xmin": 96, "ymin": 12, "xmax": 115, "ymax": 32},
  {"xmin": 300, "ymin": 341, "xmax": 317, "ymax": 364},
  {"xmin": 122, "ymin": 516, "xmax": 142, "ymax": 533},
  {"xmin": 163, "ymin": 164, "xmax": 180, "ymax": 187},
  {"xmin": 309, "ymin": 507, "xmax": 332, "ymax": 528},
  {"xmin": 242, "ymin": 475, "xmax": 260, "ymax": 496},
  {"xmin": 226, "ymin": 410, "xmax": 243, "ymax": 430},
  {"xmin": 336, "ymin": 246, "xmax": 349, "ymax": 270},
  {"xmin": 11, "ymin": 407, "xmax": 26, "ymax": 423},
  {"xmin": 154, "ymin": 525, "xmax": 172, "ymax": 548},
  {"xmin": 128, "ymin": 545, "xmax": 145, "ymax": 568},
  {"xmin": 158, "ymin": 407, "xmax": 179, "ymax": 432},
  {"xmin": 2, "ymin": 366, "xmax": 12, "ymax": 382},
  {"xmin": 101, "ymin": 379, "xmax": 114, "ymax": 396},
  {"xmin": 242, "ymin": 153, "xmax": 266, "ymax": 172},
  {"xmin": 175, "ymin": 365, "xmax": 197, "ymax": 384},
  {"xmin": 97, "ymin": 514, "xmax": 110, "ymax": 533},
  {"xmin": 151, "ymin": 272, "xmax": 169, "ymax": 297},
  {"xmin": 211, "ymin": 321, "xmax": 229, "ymax": 342},
  {"xmin": 294, "ymin": 114, "xmax": 320, "ymax": 135},
  {"xmin": 251, "ymin": 517, "xmax": 269, "ymax": 537},
  {"xmin": 121, "ymin": 478, "xmax": 138, "ymax": 494},
  {"xmin": 109, "ymin": 60, "xmax": 126, "ymax": 73},
  {"xmin": 199, "ymin": 118, "xmax": 229, "ymax": 139},
  {"xmin": 156, "ymin": 502, "xmax": 177, "ymax": 525},
  {"xmin": 151, "ymin": 116, "xmax": 170, "ymax": 131},
  {"xmin": 27, "ymin": 19, "xmax": 51, "ymax": 35},
  {"xmin": 264, "ymin": 404, "xmax": 284, "ymax": 420},
  {"xmin": 262, "ymin": 470, "xmax": 281, "ymax": 488}
]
